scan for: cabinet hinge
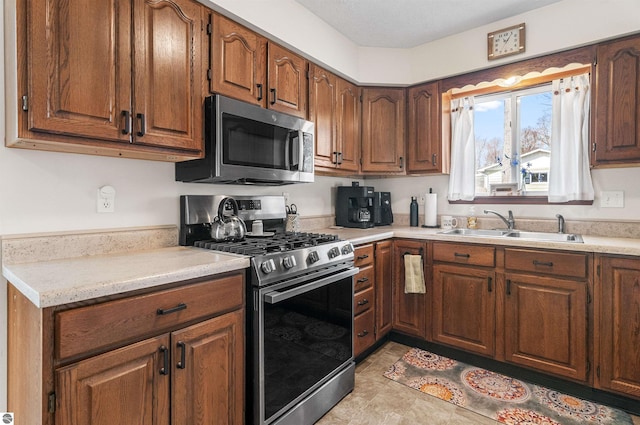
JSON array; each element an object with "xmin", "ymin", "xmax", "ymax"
[
  {"xmin": 597, "ymin": 264, "xmax": 601, "ymax": 277},
  {"xmin": 359, "ymin": 157, "xmax": 362, "ymax": 165},
  {"xmin": 207, "ymin": 69, "xmax": 212, "ymax": 81},
  {"xmin": 592, "ymin": 142, "xmax": 597, "ymax": 153},
  {"xmin": 22, "ymin": 95, "xmax": 28, "ymax": 111},
  {"xmin": 206, "ymin": 22, "xmax": 212, "ymax": 35},
  {"xmin": 587, "ymin": 289, "xmax": 592, "ymax": 304},
  {"xmin": 48, "ymin": 392, "xmax": 56, "ymax": 413},
  {"xmin": 597, "ymin": 365, "xmax": 601, "ymax": 378},
  {"xmin": 586, "ymin": 360, "xmax": 591, "ymax": 375}
]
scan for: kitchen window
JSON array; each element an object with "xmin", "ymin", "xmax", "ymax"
[{"xmin": 448, "ymin": 64, "xmax": 594, "ymax": 204}]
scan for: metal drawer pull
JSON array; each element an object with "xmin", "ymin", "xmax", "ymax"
[
  {"xmin": 256, "ymin": 83, "xmax": 263, "ymax": 101},
  {"xmin": 157, "ymin": 303, "xmax": 187, "ymax": 315},
  {"xmin": 357, "ymin": 254, "xmax": 369, "ymax": 260},
  {"xmin": 357, "ymin": 299, "xmax": 369, "ymax": 306},
  {"xmin": 533, "ymin": 260, "xmax": 554, "ymax": 267},
  {"xmin": 357, "ymin": 330, "xmax": 369, "ymax": 338},
  {"xmin": 357, "ymin": 277, "xmax": 369, "ymax": 283},
  {"xmin": 270, "ymin": 88, "xmax": 277, "ymax": 105},
  {"xmin": 136, "ymin": 113, "xmax": 146, "ymax": 137},
  {"xmin": 121, "ymin": 110, "xmax": 131, "ymax": 135},
  {"xmin": 159, "ymin": 346, "xmax": 169, "ymax": 375},
  {"xmin": 177, "ymin": 341, "xmax": 186, "ymax": 369},
  {"xmin": 454, "ymin": 252, "xmax": 470, "ymax": 258}
]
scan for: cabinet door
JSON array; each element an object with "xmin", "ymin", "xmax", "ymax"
[
  {"xmin": 392, "ymin": 240, "xmax": 427, "ymax": 338},
  {"xmin": 375, "ymin": 240, "xmax": 393, "ymax": 338},
  {"xmin": 597, "ymin": 256, "xmax": 640, "ymax": 397},
  {"xmin": 309, "ymin": 64, "xmax": 338, "ymax": 169},
  {"xmin": 504, "ymin": 273, "xmax": 588, "ymax": 381},
  {"xmin": 336, "ymin": 77, "xmax": 361, "ymax": 173},
  {"xmin": 172, "ymin": 310, "xmax": 244, "ymax": 425},
  {"xmin": 361, "ymin": 88, "xmax": 406, "ymax": 173},
  {"xmin": 407, "ymin": 82, "xmax": 443, "ymax": 173},
  {"xmin": 432, "ymin": 264, "xmax": 495, "ymax": 356},
  {"xmin": 211, "ymin": 13, "xmax": 267, "ymax": 106},
  {"xmin": 593, "ymin": 36, "xmax": 640, "ymax": 165},
  {"xmin": 27, "ymin": 0, "xmax": 131, "ymax": 142},
  {"xmin": 267, "ymin": 43, "xmax": 308, "ymax": 118},
  {"xmin": 132, "ymin": 0, "xmax": 204, "ymax": 152},
  {"xmin": 55, "ymin": 335, "xmax": 170, "ymax": 425}
]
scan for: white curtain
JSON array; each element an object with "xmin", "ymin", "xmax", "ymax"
[
  {"xmin": 448, "ymin": 97, "xmax": 476, "ymax": 201},
  {"xmin": 548, "ymin": 73, "xmax": 594, "ymax": 202}
]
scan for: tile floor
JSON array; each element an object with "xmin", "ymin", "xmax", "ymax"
[{"xmin": 316, "ymin": 341, "xmax": 640, "ymax": 425}]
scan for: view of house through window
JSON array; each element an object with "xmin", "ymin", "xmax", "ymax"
[{"xmin": 474, "ymin": 84, "xmax": 552, "ymax": 196}]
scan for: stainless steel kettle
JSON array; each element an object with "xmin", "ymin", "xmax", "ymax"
[{"xmin": 210, "ymin": 197, "xmax": 246, "ymax": 242}]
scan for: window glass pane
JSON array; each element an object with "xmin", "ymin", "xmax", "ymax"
[
  {"xmin": 518, "ymin": 91, "xmax": 552, "ymax": 192},
  {"xmin": 474, "ymin": 98, "xmax": 506, "ymax": 195}
]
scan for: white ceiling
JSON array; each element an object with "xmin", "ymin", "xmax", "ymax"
[{"xmin": 294, "ymin": 0, "xmax": 562, "ymax": 48}]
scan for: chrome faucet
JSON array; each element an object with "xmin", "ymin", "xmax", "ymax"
[
  {"xmin": 556, "ymin": 214, "xmax": 565, "ymax": 234},
  {"xmin": 484, "ymin": 209, "xmax": 515, "ymax": 231}
]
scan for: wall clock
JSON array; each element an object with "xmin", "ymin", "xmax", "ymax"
[{"xmin": 487, "ymin": 23, "xmax": 525, "ymax": 60}]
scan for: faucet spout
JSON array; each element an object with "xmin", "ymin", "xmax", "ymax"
[
  {"xmin": 484, "ymin": 209, "xmax": 516, "ymax": 231},
  {"xmin": 556, "ymin": 214, "xmax": 565, "ymax": 234}
]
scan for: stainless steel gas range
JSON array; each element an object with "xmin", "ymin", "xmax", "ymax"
[{"xmin": 180, "ymin": 195, "xmax": 357, "ymax": 425}]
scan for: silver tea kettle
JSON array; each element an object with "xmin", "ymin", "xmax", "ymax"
[{"xmin": 210, "ymin": 197, "xmax": 246, "ymax": 242}]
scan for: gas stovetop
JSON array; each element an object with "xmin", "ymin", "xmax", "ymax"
[{"xmin": 195, "ymin": 231, "xmax": 355, "ymax": 287}]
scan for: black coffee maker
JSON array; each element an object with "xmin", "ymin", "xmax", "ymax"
[{"xmin": 336, "ymin": 182, "xmax": 375, "ymax": 228}]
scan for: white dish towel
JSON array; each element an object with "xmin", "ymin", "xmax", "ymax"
[{"xmin": 404, "ymin": 254, "xmax": 426, "ymax": 294}]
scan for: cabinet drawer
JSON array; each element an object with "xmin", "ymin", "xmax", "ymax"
[
  {"xmin": 354, "ymin": 244, "xmax": 374, "ymax": 267},
  {"xmin": 354, "ymin": 309, "xmax": 375, "ymax": 356},
  {"xmin": 56, "ymin": 273, "xmax": 244, "ymax": 361},
  {"xmin": 354, "ymin": 286, "xmax": 374, "ymax": 316},
  {"xmin": 505, "ymin": 248, "xmax": 588, "ymax": 278},
  {"xmin": 433, "ymin": 242, "xmax": 495, "ymax": 267},
  {"xmin": 354, "ymin": 265, "xmax": 374, "ymax": 292}
]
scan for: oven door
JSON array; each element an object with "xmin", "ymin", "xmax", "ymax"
[{"xmin": 253, "ymin": 267, "xmax": 357, "ymax": 425}]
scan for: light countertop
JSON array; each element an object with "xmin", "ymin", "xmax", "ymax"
[{"xmin": 3, "ymin": 246, "xmax": 249, "ymax": 308}]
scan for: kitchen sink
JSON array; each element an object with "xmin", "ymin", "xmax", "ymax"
[
  {"xmin": 439, "ymin": 228, "xmax": 584, "ymax": 243},
  {"xmin": 439, "ymin": 228, "xmax": 511, "ymax": 237}
]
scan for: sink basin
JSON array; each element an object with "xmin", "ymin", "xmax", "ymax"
[
  {"xmin": 505, "ymin": 231, "xmax": 584, "ymax": 243},
  {"xmin": 439, "ymin": 228, "xmax": 511, "ymax": 237},
  {"xmin": 439, "ymin": 228, "xmax": 584, "ymax": 243}
]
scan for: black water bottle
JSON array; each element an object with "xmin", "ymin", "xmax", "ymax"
[{"xmin": 410, "ymin": 196, "xmax": 419, "ymax": 227}]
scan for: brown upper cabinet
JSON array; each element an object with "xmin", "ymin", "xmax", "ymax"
[
  {"xmin": 593, "ymin": 34, "xmax": 640, "ymax": 166},
  {"xmin": 361, "ymin": 87, "xmax": 406, "ymax": 173},
  {"xmin": 15, "ymin": 0, "xmax": 205, "ymax": 161},
  {"xmin": 407, "ymin": 81, "xmax": 449, "ymax": 174},
  {"xmin": 310, "ymin": 64, "xmax": 360, "ymax": 173},
  {"xmin": 211, "ymin": 14, "xmax": 308, "ymax": 119}
]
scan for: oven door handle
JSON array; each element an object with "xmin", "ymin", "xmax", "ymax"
[{"xmin": 264, "ymin": 268, "xmax": 359, "ymax": 304}]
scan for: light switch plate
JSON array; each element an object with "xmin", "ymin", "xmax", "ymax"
[{"xmin": 600, "ymin": 191, "xmax": 624, "ymax": 208}]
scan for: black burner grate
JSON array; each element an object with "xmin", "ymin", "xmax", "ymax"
[{"xmin": 194, "ymin": 232, "xmax": 339, "ymax": 255}]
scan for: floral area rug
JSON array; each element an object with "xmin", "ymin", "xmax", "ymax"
[{"xmin": 384, "ymin": 348, "xmax": 633, "ymax": 425}]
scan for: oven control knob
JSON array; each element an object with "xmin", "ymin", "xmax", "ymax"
[
  {"xmin": 260, "ymin": 259, "xmax": 276, "ymax": 274},
  {"xmin": 328, "ymin": 247, "xmax": 340, "ymax": 259},
  {"xmin": 341, "ymin": 244, "xmax": 353, "ymax": 255},
  {"xmin": 282, "ymin": 255, "xmax": 297, "ymax": 269},
  {"xmin": 308, "ymin": 251, "xmax": 320, "ymax": 264}
]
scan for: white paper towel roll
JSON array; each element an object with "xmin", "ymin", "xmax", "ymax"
[{"xmin": 424, "ymin": 192, "xmax": 438, "ymax": 227}]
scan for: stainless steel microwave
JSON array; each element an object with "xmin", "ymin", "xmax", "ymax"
[{"xmin": 176, "ymin": 94, "xmax": 314, "ymax": 185}]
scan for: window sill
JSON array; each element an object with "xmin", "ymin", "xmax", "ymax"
[{"xmin": 449, "ymin": 196, "xmax": 593, "ymax": 205}]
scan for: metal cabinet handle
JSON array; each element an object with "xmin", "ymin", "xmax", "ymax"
[
  {"xmin": 337, "ymin": 152, "xmax": 343, "ymax": 165},
  {"xmin": 121, "ymin": 110, "xmax": 131, "ymax": 135},
  {"xmin": 533, "ymin": 260, "xmax": 554, "ymax": 267},
  {"xmin": 488, "ymin": 277, "xmax": 493, "ymax": 292},
  {"xmin": 157, "ymin": 303, "xmax": 187, "ymax": 315},
  {"xmin": 432, "ymin": 153, "xmax": 437, "ymax": 166},
  {"xmin": 356, "ymin": 277, "xmax": 369, "ymax": 284},
  {"xmin": 159, "ymin": 346, "xmax": 169, "ymax": 375},
  {"xmin": 270, "ymin": 88, "xmax": 276, "ymax": 105},
  {"xmin": 333, "ymin": 151, "xmax": 339, "ymax": 165},
  {"xmin": 357, "ymin": 299, "xmax": 369, "ymax": 306},
  {"xmin": 454, "ymin": 252, "xmax": 470, "ymax": 258},
  {"xmin": 357, "ymin": 254, "xmax": 369, "ymax": 260},
  {"xmin": 399, "ymin": 156, "xmax": 404, "ymax": 169},
  {"xmin": 506, "ymin": 279, "xmax": 512, "ymax": 295},
  {"xmin": 357, "ymin": 330, "xmax": 369, "ymax": 338},
  {"xmin": 177, "ymin": 341, "xmax": 186, "ymax": 369},
  {"xmin": 136, "ymin": 113, "xmax": 146, "ymax": 137},
  {"xmin": 257, "ymin": 84, "xmax": 263, "ymax": 101}
]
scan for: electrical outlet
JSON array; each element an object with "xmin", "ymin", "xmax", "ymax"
[
  {"xmin": 97, "ymin": 186, "xmax": 116, "ymax": 213},
  {"xmin": 600, "ymin": 191, "xmax": 624, "ymax": 208}
]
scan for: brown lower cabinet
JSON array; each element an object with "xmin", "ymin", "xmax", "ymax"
[
  {"xmin": 596, "ymin": 255, "xmax": 640, "ymax": 398},
  {"xmin": 8, "ymin": 272, "xmax": 245, "ymax": 425},
  {"xmin": 392, "ymin": 239, "xmax": 429, "ymax": 339}
]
